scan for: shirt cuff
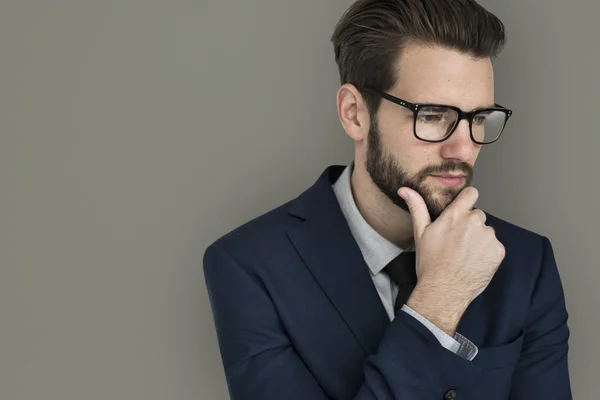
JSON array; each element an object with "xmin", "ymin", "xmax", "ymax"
[{"xmin": 400, "ymin": 304, "xmax": 478, "ymax": 361}]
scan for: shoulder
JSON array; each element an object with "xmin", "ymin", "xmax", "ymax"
[
  {"xmin": 483, "ymin": 211, "xmax": 557, "ymax": 291},
  {"xmin": 483, "ymin": 211, "xmax": 551, "ymax": 275},
  {"xmin": 203, "ymin": 198, "xmax": 302, "ymax": 270},
  {"xmin": 484, "ymin": 211, "xmax": 547, "ymax": 249}
]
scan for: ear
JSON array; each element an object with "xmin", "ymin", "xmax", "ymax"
[{"xmin": 336, "ymin": 84, "xmax": 370, "ymax": 142}]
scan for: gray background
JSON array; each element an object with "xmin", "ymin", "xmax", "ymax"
[{"xmin": 4, "ymin": 0, "xmax": 597, "ymax": 399}]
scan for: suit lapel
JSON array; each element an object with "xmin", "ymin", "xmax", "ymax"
[{"xmin": 287, "ymin": 165, "xmax": 390, "ymax": 355}]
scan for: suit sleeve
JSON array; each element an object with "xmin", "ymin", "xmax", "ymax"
[
  {"xmin": 509, "ymin": 236, "xmax": 573, "ymax": 399},
  {"xmin": 203, "ymin": 243, "xmax": 483, "ymax": 400}
]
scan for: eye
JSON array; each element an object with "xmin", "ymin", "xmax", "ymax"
[
  {"xmin": 417, "ymin": 113, "xmax": 443, "ymax": 123},
  {"xmin": 473, "ymin": 113, "xmax": 491, "ymax": 125}
]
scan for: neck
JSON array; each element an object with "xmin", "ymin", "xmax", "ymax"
[{"xmin": 350, "ymin": 159, "xmax": 415, "ymax": 249}]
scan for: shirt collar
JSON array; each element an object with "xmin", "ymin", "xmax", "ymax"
[{"xmin": 332, "ymin": 161, "xmax": 413, "ymax": 276}]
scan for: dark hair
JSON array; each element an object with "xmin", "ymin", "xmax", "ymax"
[{"xmin": 331, "ymin": 0, "xmax": 506, "ymax": 115}]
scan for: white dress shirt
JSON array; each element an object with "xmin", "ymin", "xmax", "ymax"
[{"xmin": 332, "ymin": 161, "xmax": 478, "ymax": 361}]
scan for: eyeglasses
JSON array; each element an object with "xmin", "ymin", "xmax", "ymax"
[{"xmin": 362, "ymin": 87, "xmax": 513, "ymax": 145}]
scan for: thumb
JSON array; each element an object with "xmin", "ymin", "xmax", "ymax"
[{"xmin": 398, "ymin": 187, "xmax": 431, "ymax": 241}]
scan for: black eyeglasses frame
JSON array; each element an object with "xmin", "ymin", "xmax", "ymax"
[{"xmin": 362, "ymin": 87, "xmax": 513, "ymax": 145}]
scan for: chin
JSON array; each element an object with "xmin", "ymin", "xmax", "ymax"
[{"xmin": 423, "ymin": 188, "xmax": 459, "ymax": 212}]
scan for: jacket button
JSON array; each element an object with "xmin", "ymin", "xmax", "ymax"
[{"xmin": 444, "ymin": 389, "xmax": 458, "ymax": 400}]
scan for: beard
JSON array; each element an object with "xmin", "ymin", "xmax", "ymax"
[{"xmin": 365, "ymin": 115, "xmax": 474, "ymax": 222}]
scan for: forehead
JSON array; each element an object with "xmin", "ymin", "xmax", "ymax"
[{"xmin": 391, "ymin": 43, "xmax": 495, "ymax": 109}]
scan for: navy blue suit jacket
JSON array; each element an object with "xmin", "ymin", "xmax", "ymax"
[{"xmin": 203, "ymin": 165, "xmax": 572, "ymax": 399}]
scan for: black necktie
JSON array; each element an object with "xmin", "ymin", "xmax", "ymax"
[{"xmin": 383, "ymin": 251, "xmax": 417, "ymax": 313}]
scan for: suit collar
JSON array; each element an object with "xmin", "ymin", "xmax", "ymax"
[
  {"xmin": 286, "ymin": 165, "xmax": 390, "ymax": 354},
  {"xmin": 331, "ymin": 161, "xmax": 412, "ymax": 277},
  {"xmin": 287, "ymin": 165, "xmax": 345, "ymax": 221}
]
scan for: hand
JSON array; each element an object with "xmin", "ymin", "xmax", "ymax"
[{"xmin": 398, "ymin": 186, "xmax": 506, "ymax": 335}]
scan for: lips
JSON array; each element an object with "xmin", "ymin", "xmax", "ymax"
[
  {"xmin": 430, "ymin": 174, "xmax": 467, "ymax": 188},
  {"xmin": 431, "ymin": 174, "xmax": 466, "ymax": 179}
]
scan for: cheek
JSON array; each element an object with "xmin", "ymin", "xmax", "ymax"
[
  {"xmin": 403, "ymin": 140, "xmax": 437, "ymax": 165},
  {"xmin": 377, "ymin": 118, "xmax": 415, "ymax": 154},
  {"xmin": 376, "ymin": 113, "xmax": 450, "ymax": 175},
  {"xmin": 396, "ymin": 145, "xmax": 435, "ymax": 179},
  {"xmin": 377, "ymin": 108, "xmax": 414, "ymax": 139}
]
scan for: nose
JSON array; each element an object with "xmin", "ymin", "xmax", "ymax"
[{"xmin": 439, "ymin": 119, "xmax": 478, "ymax": 161}]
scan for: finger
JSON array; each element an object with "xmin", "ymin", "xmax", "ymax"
[
  {"xmin": 443, "ymin": 186, "xmax": 480, "ymax": 216},
  {"xmin": 398, "ymin": 187, "xmax": 431, "ymax": 241}
]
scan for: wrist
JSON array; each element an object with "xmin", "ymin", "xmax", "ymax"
[{"xmin": 406, "ymin": 283, "xmax": 470, "ymax": 336}]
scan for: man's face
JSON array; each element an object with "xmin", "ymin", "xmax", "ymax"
[{"xmin": 366, "ymin": 43, "xmax": 495, "ymax": 221}]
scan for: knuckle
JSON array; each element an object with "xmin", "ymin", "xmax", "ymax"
[
  {"xmin": 468, "ymin": 212, "xmax": 482, "ymax": 225},
  {"xmin": 474, "ymin": 209, "xmax": 486, "ymax": 223},
  {"xmin": 497, "ymin": 242, "xmax": 506, "ymax": 258},
  {"xmin": 478, "ymin": 210, "xmax": 488, "ymax": 222}
]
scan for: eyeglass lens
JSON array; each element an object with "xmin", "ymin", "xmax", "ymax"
[{"xmin": 416, "ymin": 106, "xmax": 507, "ymax": 143}]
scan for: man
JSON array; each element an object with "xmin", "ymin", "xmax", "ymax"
[{"xmin": 203, "ymin": 0, "xmax": 572, "ymax": 398}]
